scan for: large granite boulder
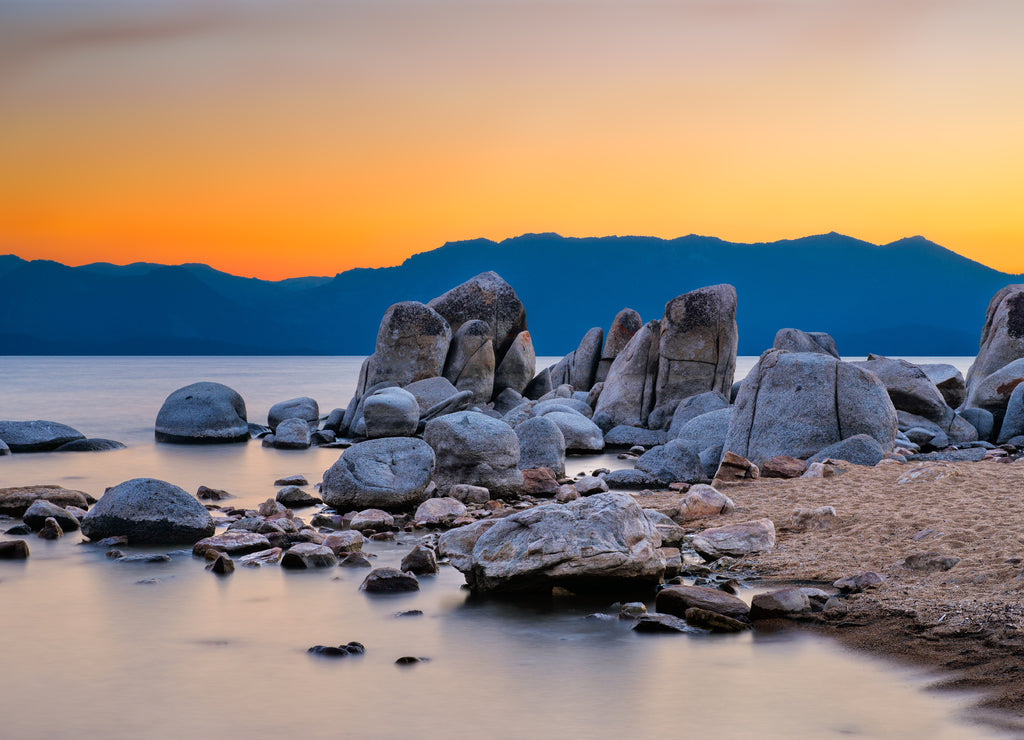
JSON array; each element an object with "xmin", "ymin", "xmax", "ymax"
[
  {"xmin": 852, "ymin": 355, "xmax": 952, "ymax": 427},
  {"xmin": 267, "ymin": 397, "xmax": 319, "ymax": 431},
  {"xmin": 0, "ymin": 420, "xmax": 85, "ymax": 452},
  {"xmin": 321, "ymin": 437, "xmax": 435, "ymax": 512},
  {"xmin": 723, "ymin": 350, "xmax": 897, "ymax": 467},
  {"xmin": 592, "ymin": 320, "xmax": 661, "ymax": 432},
  {"xmin": 362, "ymin": 387, "xmax": 420, "ymax": 438},
  {"xmin": 454, "ymin": 492, "xmax": 665, "ymax": 593},
  {"xmin": 404, "ymin": 377, "xmax": 460, "ymax": 416},
  {"xmin": 772, "ymin": 328, "xmax": 839, "ymax": 358},
  {"xmin": 549, "ymin": 327, "xmax": 604, "ymax": 393},
  {"xmin": 493, "ymin": 331, "xmax": 536, "ymax": 396},
  {"xmin": 364, "ymin": 301, "xmax": 451, "ymax": 388},
  {"xmin": 155, "ymin": 382, "xmax": 249, "ymax": 444},
  {"xmin": 515, "ymin": 416, "xmax": 566, "ymax": 475},
  {"xmin": 966, "ymin": 284, "xmax": 1024, "ymax": 405},
  {"xmin": 428, "ymin": 271, "xmax": 527, "ymax": 366},
  {"xmin": 596, "ymin": 308, "xmax": 643, "ymax": 384},
  {"xmin": 441, "ymin": 319, "xmax": 495, "ymax": 404},
  {"xmin": 651, "ymin": 284, "xmax": 738, "ymax": 429},
  {"xmin": 542, "ymin": 411, "xmax": 604, "ymax": 453},
  {"xmin": 635, "ymin": 439, "xmax": 704, "ymax": 484},
  {"xmin": 667, "ymin": 391, "xmax": 730, "ymax": 439},
  {"xmin": 81, "ymin": 478, "xmax": 215, "ymax": 544},
  {"xmin": 965, "ymin": 357, "xmax": 1024, "ymax": 420},
  {"xmin": 996, "ymin": 383, "xmax": 1024, "ymax": 444},
  {"xmin": 674, "ymin": 408, "xmax": 732, "ymax": 453},
  {"xmin": 424, "ymin": 411, "xmax": 523, "ymax": 498},
  {"xmin": 920, "ymin": 363, "xmax": 967, "ymax": 409}
]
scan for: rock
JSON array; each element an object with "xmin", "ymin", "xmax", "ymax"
[
  {"xmin": 520, "ymin": 468, "xmax": 561, "ymax": 497},
  {"xmin": 428, "ymin": 271, "xmax": 527, "ymax": 368},
  {"xmin": 749, "ymin": 588, "xmax": 811, "ymax": 619},
  {"xmin": 522, "ymin": 367, "xmax": 554, "ymax": 400},
  {"xmin": 395, "ymin": 656, "xmax": 427, "ymax": 665},
  {"xmin": 807, "ymin": 434, "xmax": 886, "ymax": 466},
  {"xmin": 23, "ymin": 500, "xmax": 80, "ymax": 532},
  {"xmin": 338, "ymin": 552, "xmax": 373, "ymax": 568},
  {"xmin": 401, "ymin": 544, "xmax": 439, "ymax": 575},
  {"xmin": 81, "ymin": 478, "xmax": 215, "ymax": 544},
  {"xmin": 268, "ymin": 397, "xmax": 319, "ymax": 431},
  {"xmin": 997, "ymin": 383, "xmax": 1024, "ymax": 444},
  {"xmin": 493, "ymin": 388, "xmax": 526, "ymax": 415},
  {"xmin": 534, "ymin": 398, "xmax": 594, "ymax": 419},
  {"xmin": 789, "ymin": 506, "xmax": 837, "ymax": 531},
  {"xmin": 442, "ymin": 320, "xmax": 496, "ymax": 405},
  {"xmin": 0, "ymin": 540, "xmax": 30, "ymax": 559},
  {"xmin": 323, "ymin": 531, "xmax": 365, "ymax": 554},
  {"xmin": 920, "ymin": 363, "xmax": 968, "ymax": 409},
  {"xmin": 674, "ymin": 409, "xmax": 733, "ymax": 457},
  {"xmin": 966, "ymin": 357, "xmax": 1024, "ymax": 419},
  {"xmin": 542, "ymin": 411, "xmax": 604, "ymax": 453},
  {"xmin": 652, "ymin": 284, "xmax": 738, "ymax": 427},
  {"xmin": 349, "ymin": 509, "xmax": 395, "ymax": 532},
  {"xmin": 601, "ymin": 469, "xmax": 661, "ymax": 490},
  {"xmin": 592, "ymin": 320, "xmax": 661, "ymax": 432},
  {"xmin": 713, "ymin": 451, "xmax": 759, "ymax": 483},
  {"xmin": 668, "ymin": 391, "xmax": 730, "ymax": 439},
  {"xmin": 603, "ymin": 426, "xmax": 667, "ymax": 449},
  {"xmin": 515, "ymin": 416, "xmax": 566, "ymax": 475},
  {"xmin": 360, "ymin": 567, "xmax": 420, "ymax": 593},
  {"xmin": 323, "ymin": 408, "xmax": 346, "ymax": 435},
  {"xmin": 632, "ymin": 613, "xmax": 694, "ymax": 633},
  {"xmin": 273, "ymin": 418, "xmax": 312, "ymax": 449},
  {"xmin": 683, "ymin": 607, "xmax": 751, "ymax": 632},
  {"xmin": 574, "ymin": 476, "xmax": 609, "ymax": 496},
  {"xmin": 193, "ymin": 531, "xmax": 273, "ymax": 557},
  {"xmin": 906, "ymin": 448, "xmax": 986, "ymax": 463},
  {"xmin": 691, "ymin": 519, "xmax": 775, "ymax": 560},
  {"xmin": 772, "ymin": 328, "xmax": 840, "ymax": 357},
  {"xmin": 274, "ymin": 475, "xmax": 308, "ymax": 487},
  {"xmin": 961, "ymin": 407, "xmax": 995, "ymax": 441},
  {"xmin": 448, "ymin": 484, "xmax": 491, "ymax": 505},
  {"xmin": 800, "ymin": 461, "xmax": 836, "ymax": 478},
  {"xmin": 275, "ymin": 486, "xmax": 320, "ymax": 508},
  {"xmin": 364, "ymin": 301, "xmax": 452, "ymax": 388},
  {"xmin": 0, "ymin": 485, "xmax": 92, "ymax": 518},
  {"xmin": 403, "ymin": 377, "xmax": 459, "ymax": 415},
  {"xmin": 414, "ymin": 497, "xmax": 468, "ymax": 524},
  {"xmin": 206, "ymin": 553, "xmax": 235, "ymax": 575},
  {"xmin": 656, "ymin": 584, "xmax": 750, "ymax": 620},
  {"xmin": 196, "ymin": 486, "xmax": 233, "ymax": 501},
  {"xmin": 436, "ymin": 520, "xmax": 499, "ymax": 571},
  {"xmin": 903, "ymin": 553, "xmax": 960, "ymax": 571},
  {"xmin": 635, "ymin": 439, "xmax": 704, "ymax": 484},
  {"xmin": 760, "ymin": 455, "xmax": 809, "ymax": 479},
  {"xmin": 54, "ymin": 438, "xmax": 126, "ymax": 452},
  {"xmin": 308, "ymin": 642, "xmax": 366, "ymax": 657},
  {"xmin": 5, "ymin": 524, "xmax": 31, "ymax": 535},
  {"xmin": 555, "ymin": 485, "xmax": 580, "ymax": 503},
  {"xmin": 596, "ymin": 308, "xmax": 643, "ymax": 384},
  {"xmin": 0, "ymin": 439, "xmax": 8, "ymax": 455},
  {"xmin": 833, "ymin": 571, "xmax": 885, "ymax": 593},
  {"xmin": 155, "ymin": 382, "xmax": 249, "ymax": 444},
  {"xmin": 0, "ymin": 420, "xmax": 85, "ymax": 452},
  {"xmin": 966, "ymin": 284, "xmax": 1024, "ymax": 408},
  {"xmin": 361, "ymin": 387, "xmax": 420, "ymax": 439},
  {"xmin": 456, "ymin": 492, "xmax": 665, "ymax": 594},
  {"xmin": 677, "ymin": 484, "xmax": 735, "ymax": 520},
  {"xmin": 37, "ymin": 517, "xmax": 63, "ymax": 539},
  {"xmin": 723, "ymin": 350, "xmax": 897, "ymax": 467},
  {"xmin": 281, "ymin": 543, "xmax": 338, "ymax": 569},
  {"xmin": 321, "ymin": 437, "xmax": 435, "ymax": 512},
  {"xmin": 493, "ymin": 331, "xmax": 536, "ymax": 396},
  {"xmin": 853, "ymin": 355, "xmax": 953, "ymax": 428},
  {"xmin": 424, "ymin": 411, "xmax": 523, "ymax": 498},
  {"xmin": 237, "ymin": 548, "xmax": 283, "ymax": 567},
  {"xmin": 644, "ymin": 510, "xmax": 686, "ymax": 546},
  {"xmin": 551, "ymin": 327, "xmax": 604, "ymax": 393}
]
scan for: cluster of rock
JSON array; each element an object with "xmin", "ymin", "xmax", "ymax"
[{"xmin": 0, "ymin": 420, "xmax": 124, "ymax": 455}]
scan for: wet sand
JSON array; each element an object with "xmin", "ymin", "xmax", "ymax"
[{"xmin": 642, "ymin": 458, "xmax": 1024, "ymax": 732}]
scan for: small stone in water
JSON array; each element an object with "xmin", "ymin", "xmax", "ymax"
[
  {"xmin": 4, "ymin": 524, "xmax": 32, "ymax": 536},
  {"xmin": 395, "ymin": 656, "xmax": 428, "ymax": 665},
  {"xmin": 0, "ymin": 539, "xmax": 30, "ymax": 559},
  {"xmin": 196, "ymin": 486, "xmax": 234, "ymax": 501},
  {"xmin": 339, "ymin": 552, "xmax": 373, "ymax": 568},
  {"xmin": 308, "ymin": 641, "xmax": 365, "ymax": 657},
  {"xmin": 206, "ymin": 553, "xmax": 235, "ymax": 575},
  {"xmin": 395, "ymin": 610, "xmax": 423, "ymax": 618},
  {"xmin": 275, "ymin": 475, "xmax": 308, "ymax": 487}
]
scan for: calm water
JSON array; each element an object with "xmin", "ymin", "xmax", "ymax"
[{"xmin": 0, "ymin": 356, "xmax": 1006, "ymax": 740}]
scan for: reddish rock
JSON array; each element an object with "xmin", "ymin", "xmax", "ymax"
[
  {"xmin": 760, "ymin": 455, "xmax": 809, "ymax": 479},
  {"xmin": 714, "ymin": 451, "xmax": 759, "ymax": 483},
  {"xmin": 520, "ymin": 468, "xmax": 560, "ymax": 497},
  {"xmin": 656, "ymin": 584, "xmax": 750, "ymax": 620}
]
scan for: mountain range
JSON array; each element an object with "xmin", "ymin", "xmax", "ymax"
[{"xmin": 2, "ymin": 233, "xmax": 1021, "ymax": 357}]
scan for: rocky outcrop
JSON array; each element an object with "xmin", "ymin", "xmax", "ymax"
[
  {"xmin": 424, "ymin": 411, "xmax": 523, "ymax": 498},
  {"xmin": 428, "ymin": 271, "xmax": 527, "ymax": 368},
  {"xmin": 592, "ymin": 320, "xmax": 661, "ymax": 431},
  {"xmin": 549, "ymin": 327, "xmax": 604, "ymax": 393},
  {"xmin": 596, "ymin": 308, "xmax": 643, "ymax": 384},
  {"xmin": 155, "ymin": 382, "xmax": 249, "ymax": 444},
  {"xmin": 441, "ymin": 320, "xmax": 495, "ymax": 404},
  {"xmin": 81, "ymin": 478, "xmax": 215, "ymax": 544},
  {"xmin": 321, "ymin": 437, "xmax": 435, "ymax": 512},
  {"xmin": 0, "ymin": 420, "xmax": 85, "ymax": 452},
  {"xmin": 966, "ymin": 284, "xmax": 1024, "ymax": 409},
  {"xmin": 772, "ymin": 328, "xmax": 839, "ymax": 357},
  {"xmin": 364, "ymin": 301, "xmax": 452, "ymax": 389}
]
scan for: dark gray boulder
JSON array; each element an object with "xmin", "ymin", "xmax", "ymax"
[
  {"xmin": 919, "ymin": 363, "xmax": 967, "ymax": 409},
  {"xmin": 273, "ymin": 418, "xmax": 312, "ymax": 449},
  {"xmin": 966, "ymin": 284, "xmax": 1024, "ymax": 405},
  {"xmin": 424, "ymin": 411, "xmax": 523, "ymax": 498},
  {"xmin": 321, "ymin": 437, "xmax": 435, "ymax": 512},
  {"xmin": 772, "ymin": 328, "xmax": 839, "ymax": 357},
  {"xmin": 807, "ymin": 434, "xmax": 886, "ymax": 466},
  {"xmin": 155, "ymin": 382, "xmax": 249, "ymax": 444},
  {"xmin": 81, "ymin": 478, "xmax": 215, "ymax": 544},
  {"xmin": 592, "ymin": 320, "xmax": 661, "ymax": 432},
  {"xmin": 0, "ymin": 439, "xmax": 8, "ymax": 456},
  {"xmin": 442, "ymin": 319, "xmax": 496, "ymax": 404},
  {"xmin": 635, "ymin": 439, "xmax": 704, "ymax": 484},
  {"xmin": 667, "ymin": 390, "xmax": 730, "ymax": 439},
  {"xmin": 54, "ymin": 438, "xmax": 126, "ymax": 452},
  {"xmin": 362, "ymin": 387, "xmax": 420, "ymax": 439},
  {"xmin": 493, "ymin": 330, "xmax": 536, "ymax": 396},
  {"xmin": 0, "ymin": 420, "xmax": 85, "ymax": 452},
  {"xmin": 674, "ymin": 407, "xmax": 732, "ymax": 452},
  {"xmin": 515, "ymin": 416, "xmax": 566, "ymax": 475},
  {"xmin": 596, "ymin": 308, "xmax": 642, "ymax": 384},
  {"xmin": 997, "ymin": 383, "xmax": 1024, "ymax": 444},
  {"xmin": 360, "ymin": 567, "xmax": 420, "ymax": 593},
  {"xmin": 364, "ymin": 301, "xmax": 451, "ymax": 388},
  {"xmin": 601, "ymin": 469, "xmax": 661, "ymax": 489},
  {"xmin": 267, "ymin": 397, "xmax": 318, "ymax": 431},
  {"xmin": 961, "ymin": 407, "xmax": 994, "ymax": 441},
  {"xmin": 428, "ymin": 271, "xmax": 527, "ymax": 366}
]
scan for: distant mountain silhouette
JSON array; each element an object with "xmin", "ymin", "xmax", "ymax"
[{"xmin": 2, "ymin": 233, "xmax": 1021, "ymax": 356}]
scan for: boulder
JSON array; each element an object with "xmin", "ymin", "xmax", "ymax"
[
  {"xmin": 275, "ymin": 486, "xmax": 320, "ymax": 508},
  {"xmin": 37, "ymin": 517, "xmax": 63, "ymax": 540},
  {"xmin": 651, "ymin": 284, "xmax": 738, "ymax": 428},
  {"xmin": 281, "ymin": 543, "xmax": 338, "ymax": 569},
  {"xmin": 997, "ymin": 382, "xmax": 1024, "ymax": 444},
  {"xmin": 193, "ymin": 531, "xmax": 273, "ymax": 557},
  {"xmin": 364, "ymin": 301, "xmax": 451, "ymax": 388},
  {"xmin": 155, "ymin": 382, "xmax": 249, "ymax": 444},
  {"xmin": 683, "ymin": 607, "xmax": 750, "ymax": 633},
  {"xmin": 852, "ymin": 355, "xmax": 953, "ymax": 427},
  {"xmin": 404, "ymin": 377, "xmax": 460, "ymax": 415},
  {"xmin": 966, "ymin": 357, "xmax": 1024, "ymax": 419},
  {"xmin": 691, "ymin": 518, "xmax": 776, "ymax": 560},
  {"xmin": 448, "ymin": 484, "xmax": 491, "ymax": 505},
  {"xmin": 520, "ymin": 468, "xmax": 561, "ymax": 497},
  {"xmin": 677, "ymin": 484, "xmax": 735, "ymax": 520},
  {"xmin": 0, "ymin": 420, "xmax": 85, "ymax": 452},
  {"xmin": 360, "ymin": 567, "xmax": 420, "ymax": 593},
  {"xmin": 414, "ymin": 497, "xmax": 468, "ymax": 525},
  {"xmin": 272, "ymin": 418, "xmax": 312, "ymax": 449},
  {"xmin": 436, "ymin": 519, "xmax": 499, "ymax": 571},
  {"xmin": 807, "ymin": 434, "xmax": 886, "ymax": 466},
  {"xmin": 442, "ymin": 320, "xmax": 495, "ymax": 404},
  {"xmin": 321, "ymin": 437, "xmax": 435, "ymax": 512},
  {"xmin": 81, "ymin": 478, "xmax": 216, "ymax": 544},
  {"xmin": 592, "ymin": 320, "xmax": 661, "ymax": 432},
  {"xmin": 920, "ymin": 363, "xmax": 967, "ymax": 409},
  {"xmin": 750, "ymin": 588, "xmax": 811, "ymax": 620},
  {"xmin": 601, "ymin": 469, "xmax": 661, "ymax": 490},
  {"xmin": 455, "ymin": 492, "xmax": 665, "ymax": 594},
  {"xmin": 515, "ymin": 416, "xmax": 566, "ymax": 475},
  {"xmin": 522, "ymin": 367, "xmax": 554, "ymax": 400},
  {"xmin": 55, "ymin": 438, "xmax": 126, "ymax": 452},
  {"xmin": 362, "ymin": 387, "xmax": 420, "ymax": 438},
  {"xmin": 596, "ymin": 308, "xmax": 643, "ymax": 384},
  {"xmin": 0, "ymin": 540, "xmax": 30, "ymax": 559},
  {"xmin": 713, "ymin": 451, "xmax": 759, "ymax": 483},
  {"xmin": 428, "ymin": 271, "xmax": 527, "ymax": 367},
  {"xmin": 667, "ymin": 391, "xmax": 730, "ymax": 439},
  {"xmin": 760, "ymin": 455, "xmax": 809, "ymax": 479},
  {"xmin": 723, "ymin": 350, "xmax": 897, "ymax": 467},
  {"xmin": 966, "ymin": 284, "xmax": 1024, "ymax": 404},
  {"xmin": 574, "ymin": 476, "xmax": 609, "ymax": 496},
  {"xmin": 323, "ymin": 531, "xmax": 364, "ymax": 554},
  {"xmin": 424, "ymin": 411, "xmax": 523, "ymax": 498},
  {"xmin": 493, "ymin": 331, "xmax": 536, "ymax": 397},
  {"xmin": 960, "ymin": 407, "xmax": 996, "ymax": 442},
  {"xmin": 674, "ymin": 408, "xmax": 732, "ymax": 452},
  {"xmin": 542, "ymin": 411, "xmax": 604, "ymax": 453},
  {"xmin": 550, "ymin": 327, "xmax": 604, "ymax": 392},
  {"xmin": 534, "ymin": 397, "xmax": 593, "ymax": 418},
  {"xmin": 635, "ymin": 439, "xmax": 704, "ymax": 484},
  {"xmin": 267, "ymin": 397, "xmax": 319, "ymax": 431},
  {"xmin": 603, "ymin": 426, "xmax": 666, "ymax": 449},
  {"xmin": 0, "ymin": 439, "xmax": 8, "ymax": 456},
  {"xmin": 23, "ymin": 500, "xmax": 80, "ymax": 532},
  {"xmin": 349, "ymin": 509, "xmax": 395, "ymax": 532},
  {"xmin": 0, "ymin": 485, "xmax": 92, "ymax": 518},
  {"xmin": 644, "ymin": 509, "xmax": 686, "ymax": 546},
  {"xmin": 401, "ymin": 544, "xmax": 438, "ymax": 575},
  {"xmin": 656, "ymin": 584, "xmax": 749, "ymax": 620},
  {"xmin": 772, "ymin": 328, "xmax": 839, "ymax": 357}
]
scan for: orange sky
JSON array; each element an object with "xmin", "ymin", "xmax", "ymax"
[{"xmin": 2, "ymin": 0, "xmax": 1023, "ymax": 279}]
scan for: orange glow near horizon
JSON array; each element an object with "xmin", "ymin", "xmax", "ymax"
[{"xmin": 3, "ymin": 1, "xmax": 1024, "ymax": 279}]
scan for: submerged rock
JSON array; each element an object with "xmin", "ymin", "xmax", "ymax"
[
  {"xmin": 360, "ymin": 567, "xmax": 420, "ymax": 593},
  {"xmin": 0, "ymin": 420, "xmax": 85, "ymax": 452}
]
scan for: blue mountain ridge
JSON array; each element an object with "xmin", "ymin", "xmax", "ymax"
[{"xmin": 1, "ymin": 233, "xmax": 1020, "ymax": 356}]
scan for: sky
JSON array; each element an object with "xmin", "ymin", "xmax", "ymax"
[{"xmin": 2, "ymin": 0, "xmax": 1024, "ymax": 279}]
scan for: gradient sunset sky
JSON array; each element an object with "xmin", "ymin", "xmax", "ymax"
[{"xmin": 2, "ymin": 0, "xmax": 1023, "ymax": 279}]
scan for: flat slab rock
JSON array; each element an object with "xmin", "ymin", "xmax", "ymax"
[
  {"xmin": 691, "ymin": 518, "xmax": 776, "ymax": 561},
  {"xmin": 0, "ymin": 485, "xmax": 93, "ymax": 518},
  {"xmin": 656, "ymin": 584, "xmax": 750, "ymax": 621}
]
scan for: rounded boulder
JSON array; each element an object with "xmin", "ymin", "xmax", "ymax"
[
  {"xmin": 81, "ymin": 478, "xmax": 216, "ymax": 544},
  {"xmin": 155, "ymin": 382, "xmax": 249, "ymax": 444}
]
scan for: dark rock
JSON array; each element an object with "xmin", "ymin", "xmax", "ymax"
[
  {"xmin": 0, "ymin": 539, "xmax": 30, "ymax": 559},
  {"xmin": 196, "ymin": 486, "xmax": 234, "ymax": 501},
  {"xmin": 54, "ymin": 438, "xmax": 125, "ymax": 452},
  {"xmin": 596, "ymin": 308, "xmax": 643, "ymax": 384},
  {"xmin": 308, "ymin": 642, "xmax": 366, "ymax": 657},
  {"xmin": 37, "ymin": 517, "xmax": 63, "ymax": 539},
  {"xmin": 600, "ymin": 469, "xmax": 661, "ymax": 489},
  {"xmin": 81, "ymin": 478, "xmax": 216, "ymax": 544},
  {"xmin": 906, "ymin": 448, "xmax": 986, "ymax": 463},
  {"xmin": 360, "ymin": 567, "xmax": 420, "ymax": 593},
  {"xmin": 272, "ymin": 418, "xmax": 312, "ymax": 449},
  {"xmin": 155, "ymin": 382, "xmax": 249, "ymax": 444},
  {"xmin": 635, "ymin": 439, "xmax": 704, "ymax": 484},
  {"xmin": 656, "ymin": 584, "xmax": 750, "ymax": 620},
  {"xmin": 683, "ymin": 607, "xmax": 751, "ymax": 632},
  {"xmin": 4, "ymin": 524, "xmax": 32, "ymax": 535},
  {"xmin": 274, "ymin": 475, "xmax": 308, "ymax": 487},
  {"xmin": 395, "ymin": 656, "xmax": 427, "ymax": 665},
  {"xmin": 515, "ymin": 416, "xmax": 566, "ymax": 475},
  {"xmin": 339, "ymin": 552, "xmax": 374, "ymax": 568},
  {"xmin": 807, "ymin": 434, "xmax": 887, "ymax": 466},
  {"xmin": 281, "ymin": 543, "xmax": 338, "ymax": 569},
  {"xmin": 206, "ymin": 553, "xmax": 235, "ymax": 575},
  {"xmin": 23, "ymin": 499, "xmax": 80, "ymax": 532},
  {"xmin": 632, "ymin": 613, "xmax": 694, "ymax": 633},
  {"xmin": 275, "ymin": 486, "xmax": 321, "ymax": 508},
  {"xmin": 920, "ymin": 363, "xmax": 968, "ymax": 409},
  {"xmin": 965, "ymin": 285, "xmax": 1024, "ymax": 412},
  {"xmin": 0, "ymin": 420, "xmax": 85, "ymax": 452},
  {"xmin": 267, "ymin": 397, "xmax": 319, "ymax": 431},
  {"xmin": 400, "ymin": 544, "xmax": 438, "ymax": 575}
]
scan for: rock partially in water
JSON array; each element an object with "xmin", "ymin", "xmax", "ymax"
[
  {"xmin": 0, "ymin": 485, "xmax": 92, "ymax": 517},
  {"xmin": 0, "ymin": 539, "xmax": 29, "ymax": 559},
  {"xmin": 683, "ymin": 607, "xmax": 751, "ymax": 632},
  {"xmin": 0, "ymin": 420, "xmax": 85, "ymax": 452},
  {"xmin": 37, "ymin": 517, "xmax": 64, "ymax": 540},
  {"xmin": 155, "ymin": 382, "xmax": 249, "ymax": 444},
  {"xmin": 267, "ymin": 397, "xmax": 319, "ymax": 431},
  {"xmin": 308, "ymin": 642, "xmax": 366, "ymax": 657},
  {"xmin": 274, "ymin": 475, "xmax": 309, "ymax": 487},
  {"xmin": 349, "ymin": 509, "xmax": 395, "ymax": 533},
  {"xmin": 82, "ymin": 478, "xmax": 216, "ymax": 545},
  {"xmin": 632, "ymin": 613, "xmax": 694, "ymax": 633},
  {"xmin": 750, "ymin": 588, "xmax": 811, "ymax": 620},
  {"xmin": 414, "ymin": 497, "xmax": 467, "ymax": 526},
  {"xmin": 275, "ymin": 486, "xmax": 321, "ymax": 508},
  {"xmin": 273, "ymin": 418, "xmax": 312, "ymax": 449},
  {"xmin": 656, "ymin": 584, "xmax": 750, "ymax": 621},
  {"xmin": 196, "ymin": 486, "xmax": 234, "ymax": 501},
  {"xmin": 360, "ymin": 567, "xmax": 420, "ymax": 593},
  {"xmin": 206, "ymin": 553, "xmax": 235, "ymax": 575},
  {"xmin": 23, "ymin": 500, "xmax": 80, "ymax": 532},
  {"xmin": 339, "ymin": 552, "xmax": 374, "ymax": 568},
  {"xmin": 323, "ymin": 531, "xmax": 364, "ymax": 554},
  {"xmin": 281, "ymin": 543, "xmax": 338, "ymax": 569},
  {"xmin": 401, "ymin": 544, "xmax": 438, "ymax": 575},
  {"xmin": 321, "ymin": 437, "xmax": 436, "ymax": 512},
  {"xmin": 237, "ymin": 548, "xmax": 283, "ymax": 567},
  {"xmin": 54, "ymin": 438, "xmax": 126, "ymax": 452},
  {"xmin": 193, "ymin": 531, "xmax": 272, "ymax": 557}
]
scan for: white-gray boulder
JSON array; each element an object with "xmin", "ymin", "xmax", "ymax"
[
  {"xmin": 515, "ymin": 416, "xmax": 566, "ymax": 475},
  {"xmin": 362, "ymin": 387, "xmax": 420, "ymax": 438},
  {"xmin": 424, "ymin": 411, "xmax": 523, "ymax": 498},
  {"xmin": 155, "ymin": 382, "xmax": 249, "ymax": 444},
  {"xmin": 321, "ymin": 437, "xmax": 435, "ymax": 512},
  {"xmin": 81, "ymin": 478, "xmax": 215, "ymax": 544},
  {"xmin": 267, "ymin": 397, "xmax": 318, "ymax": 431}
]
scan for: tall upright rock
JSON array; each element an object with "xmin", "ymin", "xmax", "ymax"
[
  {"xmin": 442, "ymin": 319, "xmax": 496, "ymax": 404},
  {"xmin": 965, "ymin": 284, "xmax": 1024, "ymax": 418},
  {"xmin": 596, "ymin": 308, "xmax": 642, "ymax": 384},
  {"xmin": 428, "ymin": 271, "xmax": 527, "ymax": 368},
  {"xmin": 364, "ymin": 301, "xmax": 452, "ymax": 388},
  {"xmin": 592, "ymin": 320, "xmax": 661, "ymax": 432}
]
